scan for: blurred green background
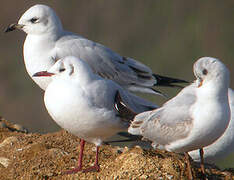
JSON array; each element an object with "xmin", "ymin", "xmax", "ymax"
[{"xmin": 0, "ymin": 0, "xmax": 233, "ymax": 168}]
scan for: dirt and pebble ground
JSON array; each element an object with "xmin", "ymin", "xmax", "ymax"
[{"xmin": 0, "ymin": 118, "xmax": 233, "ymax": 180}]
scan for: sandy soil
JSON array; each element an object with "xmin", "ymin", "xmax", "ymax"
[{"xmin": 0, "ymin": 118, "xmax": 233, "ymax": 180}]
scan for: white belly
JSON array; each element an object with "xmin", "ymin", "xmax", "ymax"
[{"xmin": 44, "ymin": 80, "xmax": 126, "ymax": 146}]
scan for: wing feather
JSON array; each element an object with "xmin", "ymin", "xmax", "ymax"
[
  {"xmin": 129, "ymin": 84, "xmax": 196, "ymax": 146},
  {"xmin": 54, "ymin": 33, "xmax": 157, "ymax": 92}
]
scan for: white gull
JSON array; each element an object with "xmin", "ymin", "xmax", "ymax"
[
  {"xmin": 33, "ymin": 56, "xmax": 157, "ymax": 173},
  {"xmin": 127, "ymin": 57, "xmax": 231, "ymax": 179},
  {"xmin": 5, "ymin": 4, "xmax": 187, "ymax": 94},
  {"xmin": 189, "ymin": 88, "xmax": 234, "ymax": 164}
]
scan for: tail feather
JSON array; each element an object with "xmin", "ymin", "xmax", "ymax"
[
  {"xmin": 127, "ymin": 85, "xmax": 165, "ymax": 96},
  {"xmin": 128, "ymin": 93, "xmax": 158, "ymax": 112},
  {"xmin": 153, "ymin": 74, "xmax": 188, "ymax": 88},
  {"xmin": 124, "ymin": 56, "xmax": 188, "ymax": 90},
  {"xmin": 128, "ymin": 111, "xmax": 152, "ymax": 135}
]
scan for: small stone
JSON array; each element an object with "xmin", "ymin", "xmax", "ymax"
[
  {"xmin": 92, "ymin": 147, "xmax": 96, "ymax": 152},
  {"xmin": 140, "ymin": 174, "xmax": 149, "ymax": 179},
  {"xmin": 12, "ymin": 124, "xmax": 28, "ymax": 133},
  {"xmin": 0, "ymin": 136, "xmax": 18, "ymax": 148},
  {"xmin": 48, "ymin": 148, "xmax": 66, "ymax": 158},
  {"xmin": 116, "ymin": 147, "xmax": 124, "ymax": 154},
  {"xmin": 0, "ymin": 157, "xmax": 10, "ymax": 168},
  {"xmin": 113, "ymin": 175, "xmax": 120, "ymax": 180},
  {"xmin": 166, "ymin": 174, "xmax": 174, "ymax": 180},
  {"xmin": 135, "ymin": 145, "xmax": 141, "ymax": 149},
  {"xmin": 122, "ymin": 146, "xmax": 129, "ymax": 153},
  {"xmin": 44, "ymin": 172, "xmax": 54, "ymax": 177}
]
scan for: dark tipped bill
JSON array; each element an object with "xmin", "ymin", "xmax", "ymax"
[{"xmin": 5, "ymin": 23, "xmax": 24, "ymax": 33}]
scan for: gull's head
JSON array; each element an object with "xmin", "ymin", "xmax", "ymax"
[
  {"xmin": 5, "ymin": 4, "xmax": 63, "ymax": 35},
  {"xmin": 33, "ymin": 56, "xmax": 94, "ymax": 82},
  {"xmin": 193, "ymin": 57, "xmax": 230, "ymax": 88}
]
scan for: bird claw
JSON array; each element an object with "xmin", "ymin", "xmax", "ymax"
[
  {"xmin": 63, "ymin": 167, "xmax": 82, "ymax": 174},
  {"xmin": 82, "ymin": 164, "xmax": 100, "ymax": 173}
]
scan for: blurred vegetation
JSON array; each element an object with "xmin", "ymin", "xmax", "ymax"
[{"xmin": 0, "ymin": 0, "xmax": 233, "ymax": 167}]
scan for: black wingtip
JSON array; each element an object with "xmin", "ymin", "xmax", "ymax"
[
  {"xmin": 153, "ymin": 74, "xmax": 189, "ymax": 88},
  {"xmin": 114, "ymin": 91, "xmax": 137, "ymax": 122},
  {"xmin": 150, "ymin": 88, "xmax": 168, "ymax": 98}
]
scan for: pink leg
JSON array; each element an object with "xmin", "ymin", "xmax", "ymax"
[
  {"xmin": 199, "ymin": 148, "xmax": 205, "ymax": 174},
  {"xmin": 184, "ymin": 152, "xmax": 193, "ymax": 180},
  {"xmin": 64, "ymin": 139, "xmax": 85, "ymax": 174},
  {"xmin": 83, "ymin": 146, "xmax": 100, "ymax": 172}
]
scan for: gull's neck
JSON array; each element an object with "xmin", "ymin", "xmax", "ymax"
[
  {"xmin": 198, "ymin": 75, "xmax": 229, "ymax": 101},
  {"xmin": 69, "ymin": 73, "xmax": 98, "ymax": 87},
  {"xmin": 26, "ymin": 28, "xmax": 63, "ymax": 43},
  {"xmin": 23, "ymin": 30, "xmax": 63, "ymax": 78}
]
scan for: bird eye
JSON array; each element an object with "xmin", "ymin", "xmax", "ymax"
[
  {"xmin": 59, "ymin": 68, "xmax": 65, "ymax": 72},
  {"xmin": 202, "ymin": 69, "xmax": 208, "ymax": 75},
  {"xmin": 30, "ymin": 17, "xmax": 39, "ymax": 23}
]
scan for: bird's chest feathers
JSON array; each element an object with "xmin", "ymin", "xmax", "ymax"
[
  {"xmin": 45, "ymin": 81, "xmax": 109, "ymax": 125},
  {"xmin": 192, "ymin": 82, "xmax": 228, "ymax": 130},
  {"xmin": 24, "ymin": 35, "xmax": 56, "ymax": 75}
]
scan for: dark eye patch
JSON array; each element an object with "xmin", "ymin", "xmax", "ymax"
[
  {"xmin": 59, "ymin": 68, "xmax": 65, "ymax": 72},
  {"xmin": 30, "ymin": 17, "xmax": 39, "ymax": 23},
  {"xmin": 202, "ymin": 69, "xmax": 208, "ymax": 75}
]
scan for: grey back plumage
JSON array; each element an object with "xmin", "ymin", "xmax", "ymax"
[{"xmin": 54, "ymin": 33, "xmax": 159, "ymax": 94}]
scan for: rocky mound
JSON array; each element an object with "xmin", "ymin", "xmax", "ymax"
[{"xmin": 0, "ymin": 118, "xmax": 233, "ymax": 180}]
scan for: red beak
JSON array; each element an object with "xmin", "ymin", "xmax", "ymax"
[{"xmin": 33, "ymin": 71, "xmax": 55, "ymax": 77}]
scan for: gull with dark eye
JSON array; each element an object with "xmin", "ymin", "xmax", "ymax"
[
  {"xmin": 32, "ymin": 56, "xmax": 158, "ymax": 173},
  {"xmin": 59, "ymin": 68, "xmax": 65, "ymax": 72},
  {"xmin": 5, "ymin": 4, "xmax": 187, "ymax": 92},
  {"xmin": 128, "ymin": 57, "xmax": 230, "ymax": 180},
  {"xmin": 202, "ymin": 69, "xmax": 208, "ymax": 75},
  {"xmin": 30, "ymin": 17, "xmax": 39, "ymax": 23}
]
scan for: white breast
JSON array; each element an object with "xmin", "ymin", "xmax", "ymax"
[
  {"xmin": 23, "ymin": 35, "xmax": 56, "ymax": 90},
  {"xmin": 44, "ymin": 79, "xmax": 126, "ymax": 146}
]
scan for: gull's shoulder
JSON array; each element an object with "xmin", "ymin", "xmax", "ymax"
[
  {"xmin": 54, "ymin": 31, "xmax": 119, "ymax": 61},
  {"xmin": 163, "ymin": 83, "xmax": 197, "ymax": 108},
  {"xmin": 55, "ymin": 31, "xmax": 121, "ymax": 57},
  {"xmin": 56, "ymin": 31, "xmax": 89, "ymax": 45}
]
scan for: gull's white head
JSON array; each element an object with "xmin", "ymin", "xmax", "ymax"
[
  {"xmin": 193, "ymin": 57, "xmax": 230, "ymax": 88},
  {"xmin": 33, "ymin": 56, "xmax": 95, "ymax": 83},
  {"xmin": 17, "ymin": 4, "xmax": 63, "ymax": 35}
]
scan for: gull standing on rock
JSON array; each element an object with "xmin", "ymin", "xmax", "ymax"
[
  {"xmin": 189, "ymin": 88, "xmax": 234, "ymax": 164},
  {"xmin": 126, "ymin": 57, "xmax": 230, "ymax": 179},
  {"xmin": 5, "ymin": 4, "xmax": 187, "ymax": 94},
  {"xmin": 33, "ymin": 56, "xmax": 157, "ymax": 173}
]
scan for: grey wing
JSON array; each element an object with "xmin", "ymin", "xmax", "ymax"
[
  {"xmin": 122, "ymin": 92, "xmax": 158, "ymax": 113},
  {"xmin": 229, "ymin": 88, "xmax": 234, "ymax": 108},
  {"xmin": 84, "ymin": 77, "xmax": 157, "ymax": 125},
  {"xmin": 54, "ymin": 33, "xmax": 157, "ymax": 93},
  {"xmin": 101, "ymin": 79, "xmax": 158, "ymax": 113},
  {"xmin": 129, "ymin": 84, "xmax": 196, "ymax": 146}
]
